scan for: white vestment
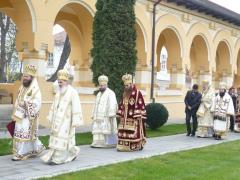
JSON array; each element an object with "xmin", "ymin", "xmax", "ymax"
[
  {"xmin": 12, "ymin": 78, "xmax": 45, "ymax": 160},
  {"xmin": 41, "ymin": 85, "xmax": 83, "ymax": 164},
  {"xmin": 211, "ymin": 93, "xmax": 235, "ymax": 137},
  {"xmin": 196, "ymin": 88, "xmax": 215, "ymax": 137},
  {"xmin": 91, "ymin": 88, "xmax": 118, "ymax": 148}
]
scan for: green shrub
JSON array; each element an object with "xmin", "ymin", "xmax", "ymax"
[
  {"xmin": 146, "ymin": 103, "xmax": 169, "ymax": 130},
  {"xmin": 91, "ymin": 0, "xmax": 137, "ymax": 102}
]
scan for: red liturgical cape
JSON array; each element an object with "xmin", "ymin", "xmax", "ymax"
[{"xmin": 117, "ymin": 85, "xmax": 147, "ymax": 151}]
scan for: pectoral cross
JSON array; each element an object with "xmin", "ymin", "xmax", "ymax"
[{"xmin": 223, "ymin": 99, "xmax": 228, "ymax": 106}]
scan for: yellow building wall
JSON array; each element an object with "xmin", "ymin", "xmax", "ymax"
[{"xmin": 0, "ymin": 0, "xmax": 240, "ymax": 127}]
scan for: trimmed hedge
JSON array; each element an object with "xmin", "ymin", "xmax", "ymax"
[
  {"xmin": 146, "ymin": 103, "xmax": 169, "ymax": 130},
  {"xmin": 90, "ymin": 0, "xmax": 137, "ymax": 101}
]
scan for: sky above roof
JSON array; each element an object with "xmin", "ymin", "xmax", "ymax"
[
  {"xmin": 52, "ymin": 1, "xmax": 240, "ymax": 35},
  {"xmin": 209, "ymin": 0, "xmax": 240, "ymax": 14}
]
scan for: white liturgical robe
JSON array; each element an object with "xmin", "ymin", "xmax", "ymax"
[
  {"xmin": 196, "ymin": 87, "xmax": 215, "ymax": 137},
  {"xmin": 211, "ymin": 93, "xmax": 235, "ymax": 137},
  {"xmin": 41, "ymin": 85, "xmax": 83, "ymax": 164},
  {"xmin": 12, "ymin": 78, "xmax": 45, "ymax": 160},
  {"xmin": 91, "ymin": 88, "xmax": 118, "ymax": 148}
]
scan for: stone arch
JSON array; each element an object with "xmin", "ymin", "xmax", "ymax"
[
  {"xmin": 0, "ymin": 0, "xmax": 34, "ymax": 50},
  {"xmin": 234, "ymin": 46, "xmax": 240, "ymax": 86},
  {"xmin": 213, "ymin": 30, "xmax": 234, "ymax": 68},
  {"xmin": 25, "ymin": 0, "xmax": 37, "ymax": 32},
  {"xmin": 136, "ymin": 19, "xmax": 148, "ymax": 66},
  {"xmin": 155, "ymin": 13, "xmax": 186, "ymax": 65},
  {"xmin": 135, "ymin": 3, "xmax": 152, "ymax": 67},
  {"xmin": 156, "ymin": 27, "xmax": 182, "ymax": 72},
  {"xmin": 136, "ymin": 18, "xmax": 148, "ymax": 53},
  {"xmin": 189, "ymin": 35, "xmax": 209, "ymax": 72},
  {"xmin": 233, "ymin": 38, "xmax": 240, "ymax": 74},
  {"xmin": 56, "ymin": 0, "xmax": 95, "ymax": 17},
  {"xmin": 189, "ymin": 35, "xmax": 211, "ymax": 85},
  {"xmin": 214, "ymin": 40, "xmax": 233, "ymax": 87},
  {"xmin": 156, "ymin": 26, "xmax": 184, "ymax": 89},
  {"xmin": 234, "ymin": 38, "xmax": 240, "ymax": 50},
  {"xmin": 236, "ymin": 50, "xmax": 240, "ymax": 74},
  {"xmin": 57, "ymin": 20, "xmax": 83, "ymax": 66},
  {"xmin": 186, "ymin": 23, "xmax": 213, "ymax": 71},
  {"xmin": 53, "ymin": 1, "xmax": 94, "ymax": 86},
  {"xmin": 215, "ymin": 40, "xmax": 231, "ymax": 72},
  {"xmin": 54, "ymin": 2, "xmax": 93, "ymax": 67},
  {"xmin": 212, "ymin": 30, "xmax": 234, "ymax": 88}
]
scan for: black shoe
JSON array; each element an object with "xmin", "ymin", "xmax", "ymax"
[
  {"xmin": 186, "ymin": 133, "xmax": 190, "ymax": 136},
  {"xmin": 190, "ymin": 134, "xmax": 195, "ymax": 137},
  {"xmin": 215, "ymin": 135, "xmax": 221, "ymax": 140},
  {"xmin": 48, "ymin": 162, "xmax": 58, "ymax": 166}
]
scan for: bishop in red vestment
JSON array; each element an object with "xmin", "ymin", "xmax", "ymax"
[{"xmin": 117, "ymin": 74, "xmax": 147, "ymax": 151}]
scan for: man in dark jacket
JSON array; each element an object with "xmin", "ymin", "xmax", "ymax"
[
  {"xmin": 229, "ymin": 87, "xmax": 237, "ymax": 131},
  {"xmin": 184, "ymin": 84, "xmax": 202, "ymax": 136}
]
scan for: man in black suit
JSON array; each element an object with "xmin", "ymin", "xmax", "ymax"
[
  {"xmin": 184, "ymin": 84, "xmax": 202, "ymax": 136},
  {"xmin": 228, "ymin": 87, "xmax": 237, "ymax": 131}
]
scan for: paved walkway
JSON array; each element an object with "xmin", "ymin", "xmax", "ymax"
[{"xmin": 0, "ymin": 133, "xmax": 240, "ymax": 180}]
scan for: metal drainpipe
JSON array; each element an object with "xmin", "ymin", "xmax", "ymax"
[{"xmin": 150, "ymin": 0, "xmax": 162, "ymax": 103}]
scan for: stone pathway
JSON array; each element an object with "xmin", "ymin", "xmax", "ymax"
[{"xmin": 0, "ymin": 133, "xmax": 240, "ymax": 180}]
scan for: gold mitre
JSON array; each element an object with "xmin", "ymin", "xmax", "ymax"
[
  {"xmin": 23, "ymin": 64, "xmax": 37, "ymax": 77},
  {"xmin": 201, "ymin": 80, "xmax": 210, "ymax": 86},
  {"xmin": 57, "ymin": 69, "xmax": 69, "ymax": 81},
  {"xmin": 98, "ymin": 75, "xmax": 108, "ymax": 85},
  {"xmin": 219, "ymin": 82, "xmax": 227, "ymax": 89},
  {"xmin": 122, "ymin": 73, "xmax": 132, "ymax": 85}
]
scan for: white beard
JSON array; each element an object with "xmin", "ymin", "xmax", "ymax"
[{"xmin": 59, "ymin": 85, "xmax": 68, "ymax": 94}]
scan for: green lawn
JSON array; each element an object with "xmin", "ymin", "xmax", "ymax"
[
  {"xmin": 43, "ymin": 140, "xmax": 240, "ymax": 180},
  {"xmin": 146, "ymin": 123, "xmax": 185, "ymax": 138},
  {"xmin": 0, "ymin": 123, "xmax": 186, "ymax": 156}
]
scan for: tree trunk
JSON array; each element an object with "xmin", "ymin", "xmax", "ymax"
[
  {"xmin": 0, "ymin": 13, "xmax": 11, "ymax": 83},
  {"xmin": 0, "ymin": 12, "xmax": 16, "ymax": 82},
  {"xmin": 47, "ymin": 36, "xmax": 71, "ymax": 82}
]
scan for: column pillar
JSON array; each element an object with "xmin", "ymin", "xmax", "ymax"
[
  {"xmin": 135, "ymin": 65, "xmax": 152, "ymax": 99},
  {"xmin": 19, "ymin": 50, "xmax": 47, "ymax": 78},
  {"xmin": 168, "ymin": 68, "xmax": 186, "ymax": 90},
  {"xmin": 212, "ymin": 72, "xmax": 219, "ymax": 89},
  {"xmin": 191, "ymin": 72, "xmax": 199, "ymax": 86},
  {"xmin": 198, "ymin": 71, "xmax": 212, "ymax": 88},
  {"xmin": 221, "ymin": 72, "xmax": 234, "ymax": 89},
  {"xmin": 72, "ymin": 58, "xmax": 93, "ymax": 87},
  {"xmin": 73, "ymin": 67, "xmax": 93, "ymax": 87}
]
